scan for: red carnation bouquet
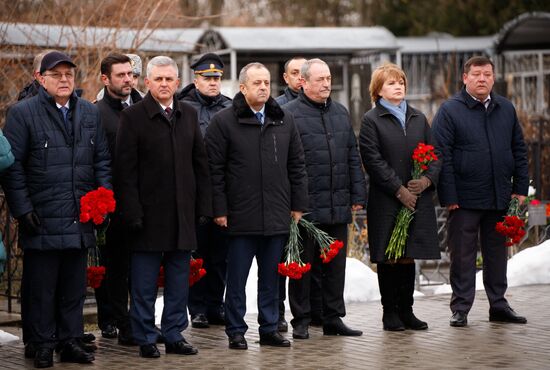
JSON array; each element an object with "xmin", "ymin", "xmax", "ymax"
[
  {"xmin": 386, "ymin": 142, "xmax": 438, "ymax": 261},
  {"xmin": 278, "ymin": 218, "xmax": 311, "ymax": 279},
  {"xmin": 157, "ymin": 257, "xmax": 207, "ymax": 288},
  {"xmin": 80, "ymin": 187, "xmax": 116, "ymax": 289},
  {"xmin": 278, "ymin": 216, "xmax": 344, "ymax": 279},
  {"xmin": 495, "ymin": 197, "xmax": 526, "ymax": 246}
]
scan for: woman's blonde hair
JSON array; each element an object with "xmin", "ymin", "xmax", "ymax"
[{"xmin": 369, "ymin": 62, "xmax": 407, "ymax": 103}]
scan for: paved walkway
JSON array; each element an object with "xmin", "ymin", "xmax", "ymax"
[{"xmin": 1, "ymin": 284, "xmax": 549, "ymax": 369}]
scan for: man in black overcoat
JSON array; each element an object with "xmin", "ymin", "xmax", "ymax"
[
  {"xmin": 114, "ymin": 56, "xmax": 211, "ymax": 358},
  {"xmin": 205, "ymin": 62, "xmax": 308, "ymax": 350},
  {"xmin": 94, "ymin": 53, "xmax": 143, "ymax": 344}
]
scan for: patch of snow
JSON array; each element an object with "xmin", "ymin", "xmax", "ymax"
[{"xmin": 0, "ymin": 330, "xmax": 19, "ymax": 344}]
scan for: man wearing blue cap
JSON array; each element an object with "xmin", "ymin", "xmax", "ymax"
[
  {"xmin": 177, "ymin": 53, "xmax": 231, "ymax": 329},
  {"xmin": 2, "ymin": 51, "xmax": 111, "ymax": 368}
]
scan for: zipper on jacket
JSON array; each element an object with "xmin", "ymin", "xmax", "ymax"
[
  {"xmin": 272, "ymin": 133, "xmax": 278, "ymax": 163},
  {"xmin": 43, "ymin": 137, "xmax": 49, "ymax": 171},
  {"xmin": 320, "ymin": 111, "xmax": 335, "ymax": 222}
]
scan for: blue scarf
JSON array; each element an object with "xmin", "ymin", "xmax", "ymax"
[{"xmin": 379, "ymin": 98, "xmax": 407, "ymax": 129}]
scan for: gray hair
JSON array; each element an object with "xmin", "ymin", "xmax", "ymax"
[
  {"xmin": 238, "ymin": 62, "xmax": 269, "ymax": 84},
  {"xmin": 33, "ymin": 49, "xmax": 56, "ymax": 73},
  {"xmin": 146, "ymin": 56, "xmax": 179, "ymax": 78},
  {"xmin": 301, "ymin": 58, "xmax": 329, "ymax": 81}
]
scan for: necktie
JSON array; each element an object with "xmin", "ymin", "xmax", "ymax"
[
  {"xmin": 165, "ymin": 107, "xmax": 172, "ymax": 117},
  {"xmin": 121, "ymin": 102, "xmax": 129, "ymax": 109},
  {"xmin": 255, "ymin": 112, "xmax": 263, "ymax": 125},
  {"xmin": 59, "ymin": 106, "xmax": 71, "ymax": 134}
]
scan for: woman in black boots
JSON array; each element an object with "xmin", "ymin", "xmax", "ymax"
[{"xmin": 359, "ymin": 63, "xmax": 441, "ymax": 331}]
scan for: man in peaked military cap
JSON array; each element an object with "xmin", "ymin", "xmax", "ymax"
[{"xmin": 177, "ymin": 53, "xmax": 232, "ymax": 329}]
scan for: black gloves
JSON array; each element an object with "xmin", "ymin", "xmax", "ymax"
[{"xmin": 18, "ymin": 211, "xmax": 41, "ymax": 235}]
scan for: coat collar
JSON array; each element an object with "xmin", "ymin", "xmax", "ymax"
[
  {"xmin": 297, "ymin": 91, "xmax": 332, "ymax": 111},
  {"xmin": 232, "ymin": 92, "xmax": 284, "ymax": 122},
  {"xmin": 142, "ymin": 92, "xmax": 181, "ymax": 121},
  {"xmin": 458, "ymin": 86, "xmax": 500, "ymax": 111},
  {"xmin": 38, "ymin": 86, "xmax": 80, "ymax": 144},
  {"xmin": 102, "ymin": 87, "xmax": 143, "ymax": 111}
]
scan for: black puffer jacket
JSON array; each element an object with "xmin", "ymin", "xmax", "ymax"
[
  {"xmin": 284, "ymin": 92, "xmax": 366, "ymax": 224},
  {"xmin": 275, "ymin": 87, "xmax": 299, "ymax": 106},
  {"xmin": 177, "ymin": 84, "xmax": 232, "ymax": 137},
  {"xmin": 2, "ymin": 87, "xmax": 111, "ymax": 250},
  {"xmin": 205, "ymin": 92, "xmax": 308, "ymax": 236}
]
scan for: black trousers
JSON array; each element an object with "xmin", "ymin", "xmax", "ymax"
[
  {"xmin": 447, "ymin": 208, "xmax": 510, "ymax": 313},
  {"xmin": 21, "ymin": 248, "xmax": 87, "ymax": 348},
  {"xmin": 289, "ymin": 223, "xmax": 347, "ymax": 327},
  {"xmin": 94, "ymin": 222, "xmax": 131, "ymax": 332},
  {"xmin": 188, "ymin": 220, "xmax": 228, "ymax": 317}
]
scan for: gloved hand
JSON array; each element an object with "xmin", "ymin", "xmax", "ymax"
[
  {"xmin": 127, "ymin": 218, "xmax": 143, "ymax": 232},
  {"xmin": 407, "ymin": 176, "xmax": 431, "ymax": 195},
  {"xmin": 95, "ymin": 214, "xmax": 110, "ymax": 230},
  {"xmin": 18, "ymin": 211, "xmax": 41, "ymax": 235},
  {"xmin": 396, "ymin": 186, "xmax": 417, "ymax": 211}
]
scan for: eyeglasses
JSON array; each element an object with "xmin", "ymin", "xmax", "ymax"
[{"xmin": 42, "ymin": 72, "xmax": 75, "ymax": 80}]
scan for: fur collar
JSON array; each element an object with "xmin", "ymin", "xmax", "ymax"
[{"xmin": 233, "ymin": 92, "xmax": 284, "ymax": 120}]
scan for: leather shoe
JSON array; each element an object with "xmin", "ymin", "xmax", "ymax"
[
  {"xmin": 191, "ymin": 313, "xmax": 210, "ymax": 328},
  {"xmin": 323, "ymin": 319, "xmax": 362, "ymax": 336},
  {"xmin": 292, "ymin": 324, "xmax": 309, "ymax": 339},
  {"xmin": 33, "ymin": 347, "xmax": 53, "ymax": 368},
  {"xmin": 228, "ymin": 333, "xmax": 248, "ymax": 350},
  {"xmin": 277, "ymin": 317, "xmax": 288, "ymax": 332},
  {"xmin": 101, "ymin": 324, "xmax": 118, "ymax": 339},
  {"xmin": 139, "ymin": 344, "xmax": 160, "ymax": 358},
  {"xmin": 165, "ymin": 339, "xmax": 198, "ymax": 355},
  {"xmin": 81, "ymin": 333, "xmax": 96, "ymax": 343},
  {"xmin": 259, "ymin": 331, "xmax": 291, "ymax": 347},
  {"xmin": 489, "ymin": 307, "xmax": 527, "ymax": 324},
  {"xmin": 450, "ymin": 311, "xmax": 468, "ymax": 327},
  {"xmin": 59, "ymin": 339, "xmax": 95, "ymax": 363}
]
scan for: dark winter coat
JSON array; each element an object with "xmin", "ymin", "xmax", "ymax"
[
  {"xmin": 96, "ymin": 87, "xmax": 143, "ymax": 161},
  {"xmin": 284, "ymin": 92, "xmax": 366, "ymax": 225},
  {"xmin": 177, "ymin": 84, "xmax": 232, "ymax": 137},
  {"xmin": 432, "ymin": 88, "xmax": 529, "ymax": 210},
  {"xmin": 205, "ymin": 92, "xmax": 308, "ymax": 236},
  {"xmin": 114, "ymin": 93, "xmax": 211, "ymax": 252},
  {"xmin": 2, "ymin": 87, "xmax": 111, "ymax": 250},
  {"xmin": 17, "ymin": 80, "xmax": 41, "ymax": 101},
  {"xmin": 360, "ymin": 103, "xmax": 441, "ymax": 263},
  {"xmin": 275, "ymin": 87, "xmax": 299, "ymax": 106}
]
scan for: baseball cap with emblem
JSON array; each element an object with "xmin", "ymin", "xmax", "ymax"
[
  {"xmin": 40, "ymin": 51, "xmax": 76, "ymax": 74},
  {"xmin": 190, "ymin": 53, "xmax": 224, "ymax": 77}
]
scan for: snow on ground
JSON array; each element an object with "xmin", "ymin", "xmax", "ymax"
[
  {"xmin": 433, "ymin": 240, "xmax": 550, "ymax": 295},
  {"xmin": 148, "ymin": 241, "xmax": 550, "ymax": 324},
  {"xmin": 0, "ymin": 330, "xmax": 19, "ymax": 344}
]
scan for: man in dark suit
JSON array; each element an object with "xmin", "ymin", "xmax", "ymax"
[
  {"xmin": 205, "ymin": 62, "xmax": 308, "ymax": 350},
  {"xmin": 3, "ymin": 51, "xmax": 111, "ymax": 368},
  {"xmin": 114, "ymin": 56, "xmax": 211, "ymax": 358},
  {"xmin": 433, "ymin": 56, "xmax": 529, "ymax": 328},
  {"xmin": 94, "ymin": 53, "xmax": 143, "ymax": 344}
]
